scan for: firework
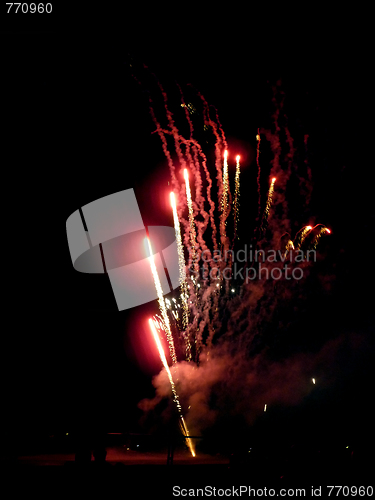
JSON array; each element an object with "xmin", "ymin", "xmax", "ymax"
[
  {"xmin": 145, "ymin": 237, "xmax": 177, "ymax": 364},
  {"xmin": 293, "ymin": 225, "xmax": 312, "ymax": 250},
  {"xmin": 258, "ymin": 177, "xmax": 276, "ymax": 238},
  {"xmin": 221, "ymin": 149, "xmax": 229, "ymax": 213},
  {"xmin": 310, "ymin": 226, "xmax": 331, "ymax": 250},
  {"xmin": 170, "ymin": 191, "xmax": 191, "ymax": 359},
  {"xmin": 233, "ymin": 155, "xmax": 241, "ymax": 241},
  {"xmin": 148, "ymin": 318, "xmax": 195, "ymax": 457},
  {"xmin": 134, "ymin": 74, "xmax": 332, "ymax": 450},
  {"xmin": 283, "ymin": 239, "xmax": 295, "ymax": 259}
]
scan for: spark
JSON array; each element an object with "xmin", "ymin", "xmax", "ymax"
[
  {"xmin": 312, "ymin": 378, "xmax": 316, "ymax": 384},
  {"xmin": 259, "ymin": 177, "xmax": 276, "ymax": 236},
  {"xmin": 221, "ymin": 149, "xmax": 229, "ymax": 213},
  {"xmin": 145, "ymin": 238, "xmax": 177, "ymax": 364},
  {"xmin": 179, "ymin": 416, "xmax": 196, "ymax": 457},
  {"xmin": 293, "ymin": 225, "xmax": 313, "ymax": 250},
  {"xmin": 264, "ymin": 404, "xmax": 267, "ymax": 412},
  {"xmin": 233, "ymin": 154, "xmax": 241, "ymax": 240},
  {"xmin": 310, "ymin": 226, "xmax": 331, "ymax": 250},
  {"xmin": 283, "ymin": 239, "xmax": 295, "ymax": 259},
  {"xmin": 171, "ymin": 192, "xmax": 190, "ymax": 357}
]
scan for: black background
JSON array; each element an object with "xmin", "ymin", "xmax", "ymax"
[{"xmin": 1, "ymin": 6, "xmax": 373, "ymax": 459}]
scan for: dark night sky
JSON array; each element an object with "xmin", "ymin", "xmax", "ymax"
[{"xmin": 2, "ymin": 10, "xmax": 373, "ymax": 447}]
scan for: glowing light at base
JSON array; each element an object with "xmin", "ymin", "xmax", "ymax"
[
  {"xmin": 148, "ymin": 318, "xmax": 195, "ymax": 457},
  {"xmin": 179, "ymin": 416, "xmax": 195, "ymax": 458},
  {"xmin": 283, "ymin": 239, "xmax": 295, "ymax": 259},
  {"xmin": 145, "ymin": 238, "xmax": 177, "ymax": 364}
]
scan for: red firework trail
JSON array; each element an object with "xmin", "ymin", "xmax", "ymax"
[
  {"xmin": 177, "ymin": 84, "xmax": 216, "ymax": 254},
  {"xmin": 196, "ymin": 91, "xmax": 231, "ymax": 248}
]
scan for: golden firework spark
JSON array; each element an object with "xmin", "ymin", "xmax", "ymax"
[
  {"xmin": 310, "ymin": 226, "xmax": 331, "ymax": 250},
  {"xmin": 149, "ymin": 318, "xmax": 195, "ymax": 457},
  {"xmin": 145, "ymin": 238, "xmax": 177, "ymax": 364},
  {"xmin": 260, "ymin": 177, "xmax": 276, "ymax": 233},
  {"xmin": 294, "ymin": 225, "xmax": 312, "ymax": 250},
  {"xmin": 233, "ymin": 154, "xmax": 241, "ymax": 240},
  {"xmin": 221, "ymin": 149, "xmax": 229, "ymax": 213},
  {"xmin": 170, "ymin": 192, "xmax": 191, "ymax": 359},
  {"xmin": 283, "ymin": 239, "xmax": 295, "ymax": 259}
]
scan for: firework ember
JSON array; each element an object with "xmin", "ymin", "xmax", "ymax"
[{"xmin": 258, "ymin": 176, "xmax": 276, "ymax": 238}]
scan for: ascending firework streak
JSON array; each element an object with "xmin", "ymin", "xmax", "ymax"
[
  {"xmin": 233, "ymin": 155, "xmax": 241, "ymax": 241},
  {"xmin": 148, "ymin": 318, "xmax": 195, "ymax": 457},
  {"xmin": 145, "ymin": 237, "xmax": 177, "ymax": 365},
  {"xmin": 170, "ymin": 192, "xmax": 191, "ymax": 359},
  {"xmin": 221, "ymin": 149, "xmax": 229, "ymax": 213}
]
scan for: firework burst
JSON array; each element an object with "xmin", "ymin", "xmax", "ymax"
[{"xmin": 135, "ymin": 72, "xmax": 332, "ymax": 454}]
